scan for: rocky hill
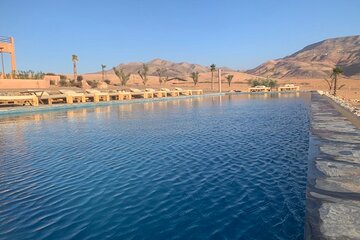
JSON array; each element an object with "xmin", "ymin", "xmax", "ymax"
[
  {"xmin": 246, "ymin": 35, "xmax": 360, "ymax": 78},
  {"xmin": 111, "ymin": 59, "xmax": 226, "ymax": 77}
]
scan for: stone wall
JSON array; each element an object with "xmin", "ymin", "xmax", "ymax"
[
  {"xmin": 0, "ymin": 79, "xmax": 50, "ymax": 89},
  {"xmin": 306, "ymin": 93, "xmax": 360, "ymax": 239}
]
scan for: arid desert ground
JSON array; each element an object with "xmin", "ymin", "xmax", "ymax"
[{"xmin": 72, "ymin": 71, "xmax": 360, "ymax": 108}]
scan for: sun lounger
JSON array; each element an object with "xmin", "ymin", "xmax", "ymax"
[
  {"xmin": 160, "ymin": 88, "xmax": 180, "ymax": 97},
  {"xmin": 108, "ymin": 90, "xmax": 132, "ymax": 101},
  {"xmin": 59, "ymin": 90, "xmax": 86, "ymax": 103},
  {"xmin": 129, "ymin": 88, "xmax": 153, "ymax": 99},
  {"xmin": 174, "ymin": 87, "xmax": 192, "ymax": 96},
  {"xmin": 145, "ymin": 88, "xmax": 167, "ymax": 98},
  {"xmin": 174, "ymin": 87, "xmax": 203, "ymax": 95},
  {"xmin": 41, "ymin": 92, "xmax": 68, "ymax": 105},
  {"xmin": 190, "ymin": 89, "xmax": 203, "ymax": 95},
  {"xmin": 0, "ymin": 95, "xmax": 39, "ymax": 106},
  {"xmin": 41, "ymin": 90, "xmax": 85, "ymax": 105},
  {"xmin": 85, "ymin": 89, "xmax": 110, "ymax": 102}
]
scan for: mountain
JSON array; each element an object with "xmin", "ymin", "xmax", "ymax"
[
  {"xmin": 110, "ymin": 59, "xmax": 233, "ymax": 77},
  {"xmin": 246, "ymin": 35, "xmax": 360, "ymax": 78}
]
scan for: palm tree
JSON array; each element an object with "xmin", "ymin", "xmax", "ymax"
[
  {"xmin": 323, "ymin": 77, "xmax": 333, "ymax": 92},
  {"xmin": 331, "ymin": 66, "xmax": 344, "ymax": 96},
  {"xmin": 210, "ymin": 64, "xmax": 216, "ymax": 90},
  {"xmin": 226, "ymin": 75, "xmax": 234, "ymax": 87},
  {"xmin": 191, "ymin": 71, "xmax": 200, "ymax": 86},
  {"xmin": 72, "ymin": 54, "xmax": 78, "ymax": 81},
  {"xmin": 101, "ymin": 64, "xmax": 106, "ymax": 82}
]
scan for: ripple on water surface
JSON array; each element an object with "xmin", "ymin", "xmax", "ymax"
[{"xmin": 0, "ymin": 94, "xmax": 310, "ymax": 240}]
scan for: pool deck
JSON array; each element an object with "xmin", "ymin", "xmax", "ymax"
[{"xmin": 306, "ymin": 93, "xmax": 360, "ymax": 239}]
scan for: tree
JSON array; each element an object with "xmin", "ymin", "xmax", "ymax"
[
  {"xmin": 210, "ymin": 64, "xmax": 216, "ymax": 90},
  {"xmin": 248, "ymin": 78, "xmax": 261, "ymax": 87},
  {"xmin": 191, "ymin": 71, "xmax": 200, "ymax": 86},
  {"xmin": 226, "ymin": 75, "xmax": 234, "ymax": 87},
  {"xmin": 101, "ymin": 64, "xmax": 106, "ymax": 82},
  {"xmin": 267, "ymin": 78, "xmax": 278, "ymax": 90},
  {"xmin": 156, "ymin": 68, "xmax": 166, "ymax": 85},
  {"xmin": 323, "ymin": 77, "xmax": 333, "ymax": 91},
  {"xmin": 330, "ymin": 66, "xmax": 344, "ymax": 96},
  {"xmin": 113, "ymin": 67, "xmax": 131, "ymax": 86},
  {"xmin": 138, "ymin": 64, "xmax": 149, "ymax": 85},
  {"xmin": 72, "ymin": 54, "xmax": 78, "ymax": 81},
  {"xmin": 248, "ymin": 78, "xmax": 277, "ymax": 89}
]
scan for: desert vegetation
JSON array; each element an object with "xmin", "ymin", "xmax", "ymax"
[
  {"xmin": 77, "ymin": 75, "xmax": 83, "ymax": 81},
  {"xmin": 138, "ymin": 64, "xmax": 149, "ymax": 85},
  {"xmin": 191, "ymin": 72, "xmax": 200, "ymax": 86},
  {"xmin": 248, "ymin": 78, "xmax": 278, "ymax": 89},
  {"xmin": 113, "ymin": 67, "xmax": 131, "ymax": 86},
  {"xmin": 226, "ymin": 75, "xmax": 234, "ymax": 87},
  {"xmin": 86, "ymin": 80, "xmax": 99, "ymax": 88},
  {"xmin": 324, "ymin": 66, "xmax": 344, "ymax": 96},
  {"xmin": 210, "ymin": 64, "xmax": 216, "ymax": 90},
  {"xmin": 13, "ymin": 70, "xmax": 45, "ymax": 79},
  {"xmin": 101, "ymin": 64, "xmax": 106, "ymax": 81},
  {"xmin": 156, "ymin": 68, "xmax": 168, "ymax": 85}
]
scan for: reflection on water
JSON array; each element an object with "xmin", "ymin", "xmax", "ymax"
[{"xmin": 0, "ymin": 93, "xmax": 305, "ymax": 125}]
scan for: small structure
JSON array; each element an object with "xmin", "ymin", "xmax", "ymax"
[
  {"xmin": 248, "ymin": 85, "xmax": 271, "ymax": 92},
  {"xmin": 0, "ymin": 36, "xmax": 16, "ymax": 79},
  {"xmin": 278, "ymin": 84, "xmax": 300, "ymax": 92}
]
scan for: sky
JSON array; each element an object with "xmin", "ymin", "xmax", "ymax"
[{"xmin": 1, "ymin": 0, "xmax": 360, "ymax": 74}]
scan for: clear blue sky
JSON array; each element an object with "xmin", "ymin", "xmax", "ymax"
[{"xmin": 1, "ymin": 0, "xmax": 359, "ymax": 74}]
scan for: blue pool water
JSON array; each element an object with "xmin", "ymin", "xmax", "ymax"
[{"xmin": 0, "ymin": 94, "xmax": 310, "ymax": 240}]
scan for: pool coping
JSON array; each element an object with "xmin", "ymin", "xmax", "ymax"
[{"xmin": 305, "ymin": 93, "xmax": 360, "ymax": 239}]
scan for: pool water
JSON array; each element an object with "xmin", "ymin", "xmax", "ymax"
[{"xmin": 0, "ymin": 94, "xmax": 310, "ymax": 240}]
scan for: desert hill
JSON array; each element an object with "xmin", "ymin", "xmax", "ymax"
[
  {"xmin": 82, "ymin": 61, "xmax": 253, "ymax": 86},
  {"xmin": 246, "ymin": 35, "xmax": 360, "ymax": 79},
  {"xmin": 108, "ymin": 59, "xmax": 234, "ymax": 78}
]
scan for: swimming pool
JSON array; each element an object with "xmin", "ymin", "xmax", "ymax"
[{"xmin": 0, "ymin": 93, "xmax": 310, "ymax": 240}]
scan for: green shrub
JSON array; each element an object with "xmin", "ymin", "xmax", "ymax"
[
  {"xmin": 13, "ymin": 70, "xmax": 44, "ymax": 79},
  {"xmin": 77, "ymin": 75, "xmax": 83, "ymax": 81},
  {"xmin": 248, "ymin": 78, "xmax": 277, "ymax": 88},
  {"xmin": 86, "ymin": 80, "xmax": 98, "ymax": 88},
  {"xmin": 59, "ymin": 79, "xmax": 68, "ymax": 87}
]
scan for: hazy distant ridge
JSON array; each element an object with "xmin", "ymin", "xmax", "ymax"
[{"xmin": 107, "ymin": 59, "xmax": 234, "ymax": 77}]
